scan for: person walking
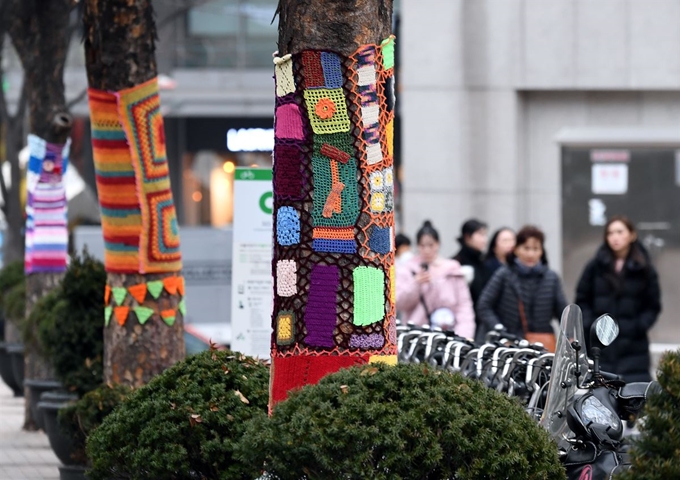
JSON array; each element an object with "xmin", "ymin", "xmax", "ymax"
[
  {"xmin": 485, "ymin": 227, "xmax": 516, "ymax": 275},
  {"xmin": 396, "ymin": 220, "xmax": 475, "ymax": 338},
  {"xmin": 575, "ymin": 216, "xmax": 661, "ymax": 382},
  {"xmin": 395, "ymin": 233, "xmax": 414, "ymax": 266},
  {"xmin": 477, "ymin": 225, "xmax": 568, "ymax": 351},
  {"xmin": 453, "ymin": 219, "xmax": 490, "ymax": 305}
]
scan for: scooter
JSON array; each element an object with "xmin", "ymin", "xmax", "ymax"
[{"xmin": 540, "ymin": 305, "xmax": 659, "ymax": 479}]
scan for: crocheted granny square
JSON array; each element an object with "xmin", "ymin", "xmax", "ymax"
[
  {"xmin": 303, "ymin": 88, "xmax": 351, "ymax": 135},
  {"xmin": 276, "ymin": 311, "xmax": 296, "ymax": 345},
  {"xmin": 370, "ymin": 192, "xmax": 386, "ymax": 213},
  {"xmin": 381, "ymin": 36, "xmax": 395, "ymax": 70},
  {"xmin": 320, "ymin": 52, "xmax": 343, "ymax": 89},
  {"xmin": 273, "ymin": 144, "xmax": 304, "ymax": 199},
  {"xmin": 383, "ymin": 167, "xmax": 394, "ymax": 188},
  {"xmin": 369, "ymin": 226, "xmax": 391, "ymax": 254},
  {"xmin": 274, "ymin": 54, "xmax": 296, "ymax": 97},
  {"xmin": 276, "ymin": 206, "xmax": 300, "ymax": 246},
  {"xmin": 304, "ymin": 264, "xmax": 339, "ymax": 347},
  {"xmin": 349, "ymin": 333, "xmax": 385, "ymax": 349},
  {"xmin": 369, "ymin": 170, "xmax": 384, "ymax": 192},
  {"xmin": 275, "ymin": 103, "xmax": 305, "ymax": 141},
  {"xmin": 276, "ymin": 260, "xmax": 297, "ymax": 297},
  {"xmin": 353, "ymin": 266, "xmax": 385, "ymax": 326},
  {"xmin": 89, "ymin": 88, "xmax": 143, "ymax": 274},
  {"xmin": 116, "ymin": 78, "xmax": 182, "ymax": 274}
]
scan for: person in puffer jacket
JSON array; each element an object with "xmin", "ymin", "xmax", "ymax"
[
  {"xmin": 396, "ymin": 220, "xmax": 475, "ymax": 339},
  {"xmin": 575, "ymin": 215, "xmax": 661, "ymax": 383}
]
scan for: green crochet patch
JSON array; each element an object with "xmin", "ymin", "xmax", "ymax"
[
  {"xmin": 381, "ymin": 37, "xmax": 395, "ymax": 70},
  {"xmin": 353, "ymin": 266, "xmax": 385, "ymax": 326},
  {"xmin": 303, "ymin": 87, "xmax": 351, "ymax": 135}
]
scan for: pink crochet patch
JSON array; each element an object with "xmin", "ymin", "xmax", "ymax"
[
  {"xmin": 276, "ymin": 260, "xmax": 297, "ymax": 297},
  {"xmin": 275, "ymin": 103, "xmax": 304, "ymax": 141}
]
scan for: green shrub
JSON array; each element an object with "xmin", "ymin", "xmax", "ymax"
[
  {"xmin": 0, "ymin": 260, "xmax": 25, "ymax": 312},
  {"xmin": 22, "ymin": 288, "xmax": 59, "ymax": 352},
  {"xmin": 57, "ymin": 383, "xmax": 132, "ymax": 465},
  {"xmin": 239, "ymin": 363, "xmax": 565, "ymax": 480},
  {"xmin": 4, "ymin": 281, "xmax": 26, "ymax": 327},
  {"xmin": 618, "ymin": 349, "xmax": 680, "ymax": 480},
  {"xmin": 37, "ymin": 251, "xmax": 106, "ymax": 395},
  {"xmin": 86, "ymin": 350, "xmax": 269, "ymax": 480}
]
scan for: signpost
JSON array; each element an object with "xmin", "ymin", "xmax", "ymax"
[{"xmin": 230, "ymin": 167, "xmax": 273, "ymax": 358}]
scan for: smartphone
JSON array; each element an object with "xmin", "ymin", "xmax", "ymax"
[{"xmin": 421, "ymin": 262, "xmax": 428, "ymax": 272}]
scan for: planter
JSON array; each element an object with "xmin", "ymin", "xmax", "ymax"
[
  {"xmin": 59, "ymin": 464, "xmax": 88, "ymax": 480},
  {"xmin": 0, "ymin": 342, "xmax": 22, "ymax": 396},
  {"xmin": 6, "ymin": 344, "xmax": 24, "ymax": 393},
  {"xmin": 39, "ymin": 393, "xmax": 81, "ymax": 466},
  {"xmin": 25, "ymin": 379, "xmax": 63, "ymax": 431}
]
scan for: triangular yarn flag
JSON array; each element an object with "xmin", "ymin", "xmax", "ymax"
[
  {"xmin": 112, "ymin": 287, "xmax": 127, "ymax": 306},
  {"xmin": 147, "ymin": 280, "xmax": 164, "ymax": 299},
  {"xmin": 161, "ymin": 309, "xmax": 176, "ymax": 326},
  {"xmin": 177, "ymin": 277, "xmax": 185, "ymax": 296},
  {"xmin": 114, "ymin": 306, "xmax": 130, "ymax": 326},
  {"xmin": 163, "ymin": 276, "xmax": 180, "ymax": 296},
  {"xmin": 133, "ymin": 306, "xmax": 154, "ymax": 325},
  {"xmin": 104, "ymin": 306, "xmax": 113, "ymax": 326},
  {"xmin": 128, "ymin": 283, "xmax": 148, "ymax": 304},
  {"xmin": 178, "ymin": 299, "xmax": 186, "ymax": 316},
  {"xmin": 105, "ymin": 285, "xmax": 112, "ymax": 305}
]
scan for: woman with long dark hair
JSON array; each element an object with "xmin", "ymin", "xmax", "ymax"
[
  {"xmin": 477, "ymin": 225, "xmax": 567, "ymax": 349},
  {"xmin": 575, "ymin": 216, "xmax": 661, "ymax": 382},
  {"xmin": 396, "ymin": 220, "xmax": 475, "ymax": 338},
  {"xmin": 485, "ymin": 227, "xmax": 516, "ymax": 275}
]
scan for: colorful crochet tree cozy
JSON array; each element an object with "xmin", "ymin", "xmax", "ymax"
[
  {"xmin": 271, "ymin": 37, "xmax": 397, "ymax": 407},
  {"xmin": 25, "ymin": 134, "xmax": 70, "ymax": 274}
]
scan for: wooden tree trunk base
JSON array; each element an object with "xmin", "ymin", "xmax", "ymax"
[{"xmin": 104, "ymin": 272, "xmax": 185, "ymax": 387}]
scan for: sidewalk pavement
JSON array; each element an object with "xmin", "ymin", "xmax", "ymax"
[{"xmin": 0, "ymin": 381, "xmax": 60, "ymax": 480}]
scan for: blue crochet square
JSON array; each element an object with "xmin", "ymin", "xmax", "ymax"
[
  {"xmin": 276, "ymin": 207, "xmax": 300, "ymax": 246},
  {"xmin": 321, "ymin": 52, "xmax": 343, "ymax": 89},
  {"xmin": 369, "ymin": 226, "xmax": 391, "ymax": 254}
]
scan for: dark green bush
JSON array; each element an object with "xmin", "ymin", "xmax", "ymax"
[
  {"xmin": 239, "ymin": 363, "xmax": 565, "ymax": 480},
  {"xmin": 618, "ymin": 349, "xmax": 680, "ymax": 480},
  {"xmin": 37, "ymin": 251, "xmax": 106, "ymax": 395},
  {"xmin": 58, "ymin": 383, "xmax": 132, "ymax": 465},
  {"xmin": 86, "ymin": 350, "xmax": 269, "ymax": 480},
  {"xmin": 4, "ymin": 281, "xmax": 26, "ymax": 327},
  {"xmin": 0, "ymin": 260, "xmax": 25, "ymax": 312},
  {"xmin": 22, "ymin": 288, "xmax": 59, "ymax": 352}
]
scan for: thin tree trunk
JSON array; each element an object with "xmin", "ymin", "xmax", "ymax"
[
  {"xmin": 270, "ymin": 0, "xmax": 396, "ymax": 407},
  {"xmin": 83, "ymin": 0, "xmax": 185, "ymax": 387},
  {"xmin": 7, "ymin": 0, "xmax": 74, "ymax": 430}
]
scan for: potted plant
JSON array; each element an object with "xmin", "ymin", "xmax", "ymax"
[
  {"xmin": 5, "ymin": 280, "xmax": 27, "ymax": 393},
  {"xmin": 86, "ymin": 349, "xmax": 269, "ymax": 480},
  {"xmin": 0, "ymin": 261, "xmax": 26, "ymax": 395}
]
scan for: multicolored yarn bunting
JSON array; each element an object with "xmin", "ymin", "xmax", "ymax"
[
  {"xmin": 161, "ymin": 309, "xmax": 176, "ymax": 326},
  {"xmin": 114, "ymin": 306, "xmax": 130, "ymax": 327},
  {"xmin": 147, "ymin": 280, "xmax": 164, "ymax": 299},
  {"xmin": 178, "ymin": 299, "xmax": 187, "ymax": 316},
  {"xmin": 270, "ymin": 36, "xmax": 398, "ymax": 407},
  {"xmin": 103, "ymin": 276, "xmax": 185, "ymax": 327},
  {"xmin": 112, "ymin": 287, "xmax": 127, "ymax": 306},
  {"xmin": 24, "ymin": 134, "xmax": 69, "ymax": 274},
  {"xmin": 104, "ymin": 306, "xmax": 113, "ymax": 326},
  {"xmin": 128, "ymin": 283, "xmax": 148, "ymax": 304},
  {"xmin": 88, "ymin": 78, "xmax": 182, "ymax": 276}
]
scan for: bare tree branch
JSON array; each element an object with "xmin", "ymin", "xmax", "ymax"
[{"xmin": 66, "ymin": 87, "xmax": 87, "ymax": 109}]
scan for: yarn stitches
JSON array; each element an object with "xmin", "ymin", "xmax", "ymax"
[{"xmin": 25, "ymin": 135, "xmax": 69, "ymax": 274}]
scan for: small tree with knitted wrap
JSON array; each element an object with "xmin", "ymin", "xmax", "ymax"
[
  {"xmin": 82, "ymin": 0, "xmax": 185, "ymax": 386},
  {"xmin": 618, "ymin": 349, "xmax": 680, "ymax": 480},
  {"xmin": 270, "ymin": 0, "xmax": 398, "ymax": 407}
]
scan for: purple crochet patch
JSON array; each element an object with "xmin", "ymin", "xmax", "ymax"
[
  {"xmin": 349, "ymin": 333, "xmax": 385, "ymax": 350},
  {"xmin": 320, "ymin": 52, "xmax": 343, "ymax": 89},
  {"xmin": 304, "ymin": 265, "xmax": 339, "ymax": 347}
]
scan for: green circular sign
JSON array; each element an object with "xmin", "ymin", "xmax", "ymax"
[{"xmin": 259, "ymin": 191, "xmax": 273, "ymax": 214}]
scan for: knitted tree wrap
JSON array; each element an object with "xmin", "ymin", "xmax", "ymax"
[{"xmin": 270, "ymin": 37, "xmax": 397, "ymax": 407}]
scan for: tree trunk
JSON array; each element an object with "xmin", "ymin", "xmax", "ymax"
[
  {"xmin": 83, "ymin": 0, "xmax": 185, "ymax": 387},
  {"xmin": 270, "ymin": 0, "xmax": 396, "ymax": 408},
  {"xmin": 7, "ymin": 0, "xmax": 74, "ymax": 430}
]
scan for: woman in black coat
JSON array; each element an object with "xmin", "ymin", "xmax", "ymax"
[
  {"xmin": 575, "ymin": 216, "xmax": 661, "ymax": 383},
  {"xmin": 477, "ymin": 225, "xmax": 568, "ymax": 347}
]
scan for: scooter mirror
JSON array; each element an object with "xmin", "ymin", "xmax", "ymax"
[{"xmin": 590, "ymin": 314, "xmax": 619, "ymax": 349}]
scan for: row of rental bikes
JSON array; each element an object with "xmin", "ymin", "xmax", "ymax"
[{"xmin": 397, "ymin": 304, "xmax": 660, "ymax": 480}]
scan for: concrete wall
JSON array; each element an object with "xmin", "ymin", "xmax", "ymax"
[{"xmin": 400, "ymin": 0, "xmax": 680, "ymax": 260}]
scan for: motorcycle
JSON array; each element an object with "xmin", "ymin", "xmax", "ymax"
[{"xmin": 540, "ymin": 304, "xmax": 659, "ymax": 479}]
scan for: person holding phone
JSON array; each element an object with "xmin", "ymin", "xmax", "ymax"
[{"xmin": 396, "ymin": 220, "xmax": 475, "ymax": 338}]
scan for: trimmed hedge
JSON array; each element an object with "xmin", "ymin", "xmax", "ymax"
[{"xmin": 239, "ymin": 363, "xmax": 566, "ymax": 480}]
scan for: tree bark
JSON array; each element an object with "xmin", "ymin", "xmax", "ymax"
[
  {"xmin": 83, "ymin": 0, "xmax": 185, "ymax": 387},
  {"xmin": 6, "ymin": 0, "xmax": 74, "ymax": 430},
  {"xmin": 270, "ymin": 0, "xmax": 396, "ymax": 407}
]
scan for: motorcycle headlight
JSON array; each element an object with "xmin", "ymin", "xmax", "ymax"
[{"xmin": 581, "ymin": 396, "xmax": 620, "ymax": 430}]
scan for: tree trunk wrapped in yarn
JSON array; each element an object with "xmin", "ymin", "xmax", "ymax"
[
  {"xmin": 271, "ymin": 0, "xmax": 396, "ymax": 408},
  {"xmin": 83, "ymin": 0, "xmax": 185, "ymax": 387}
]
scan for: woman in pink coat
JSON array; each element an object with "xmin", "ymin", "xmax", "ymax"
[{"xmin": 396, "ymin": 220, "xmax": 476, "ymax": 338}]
